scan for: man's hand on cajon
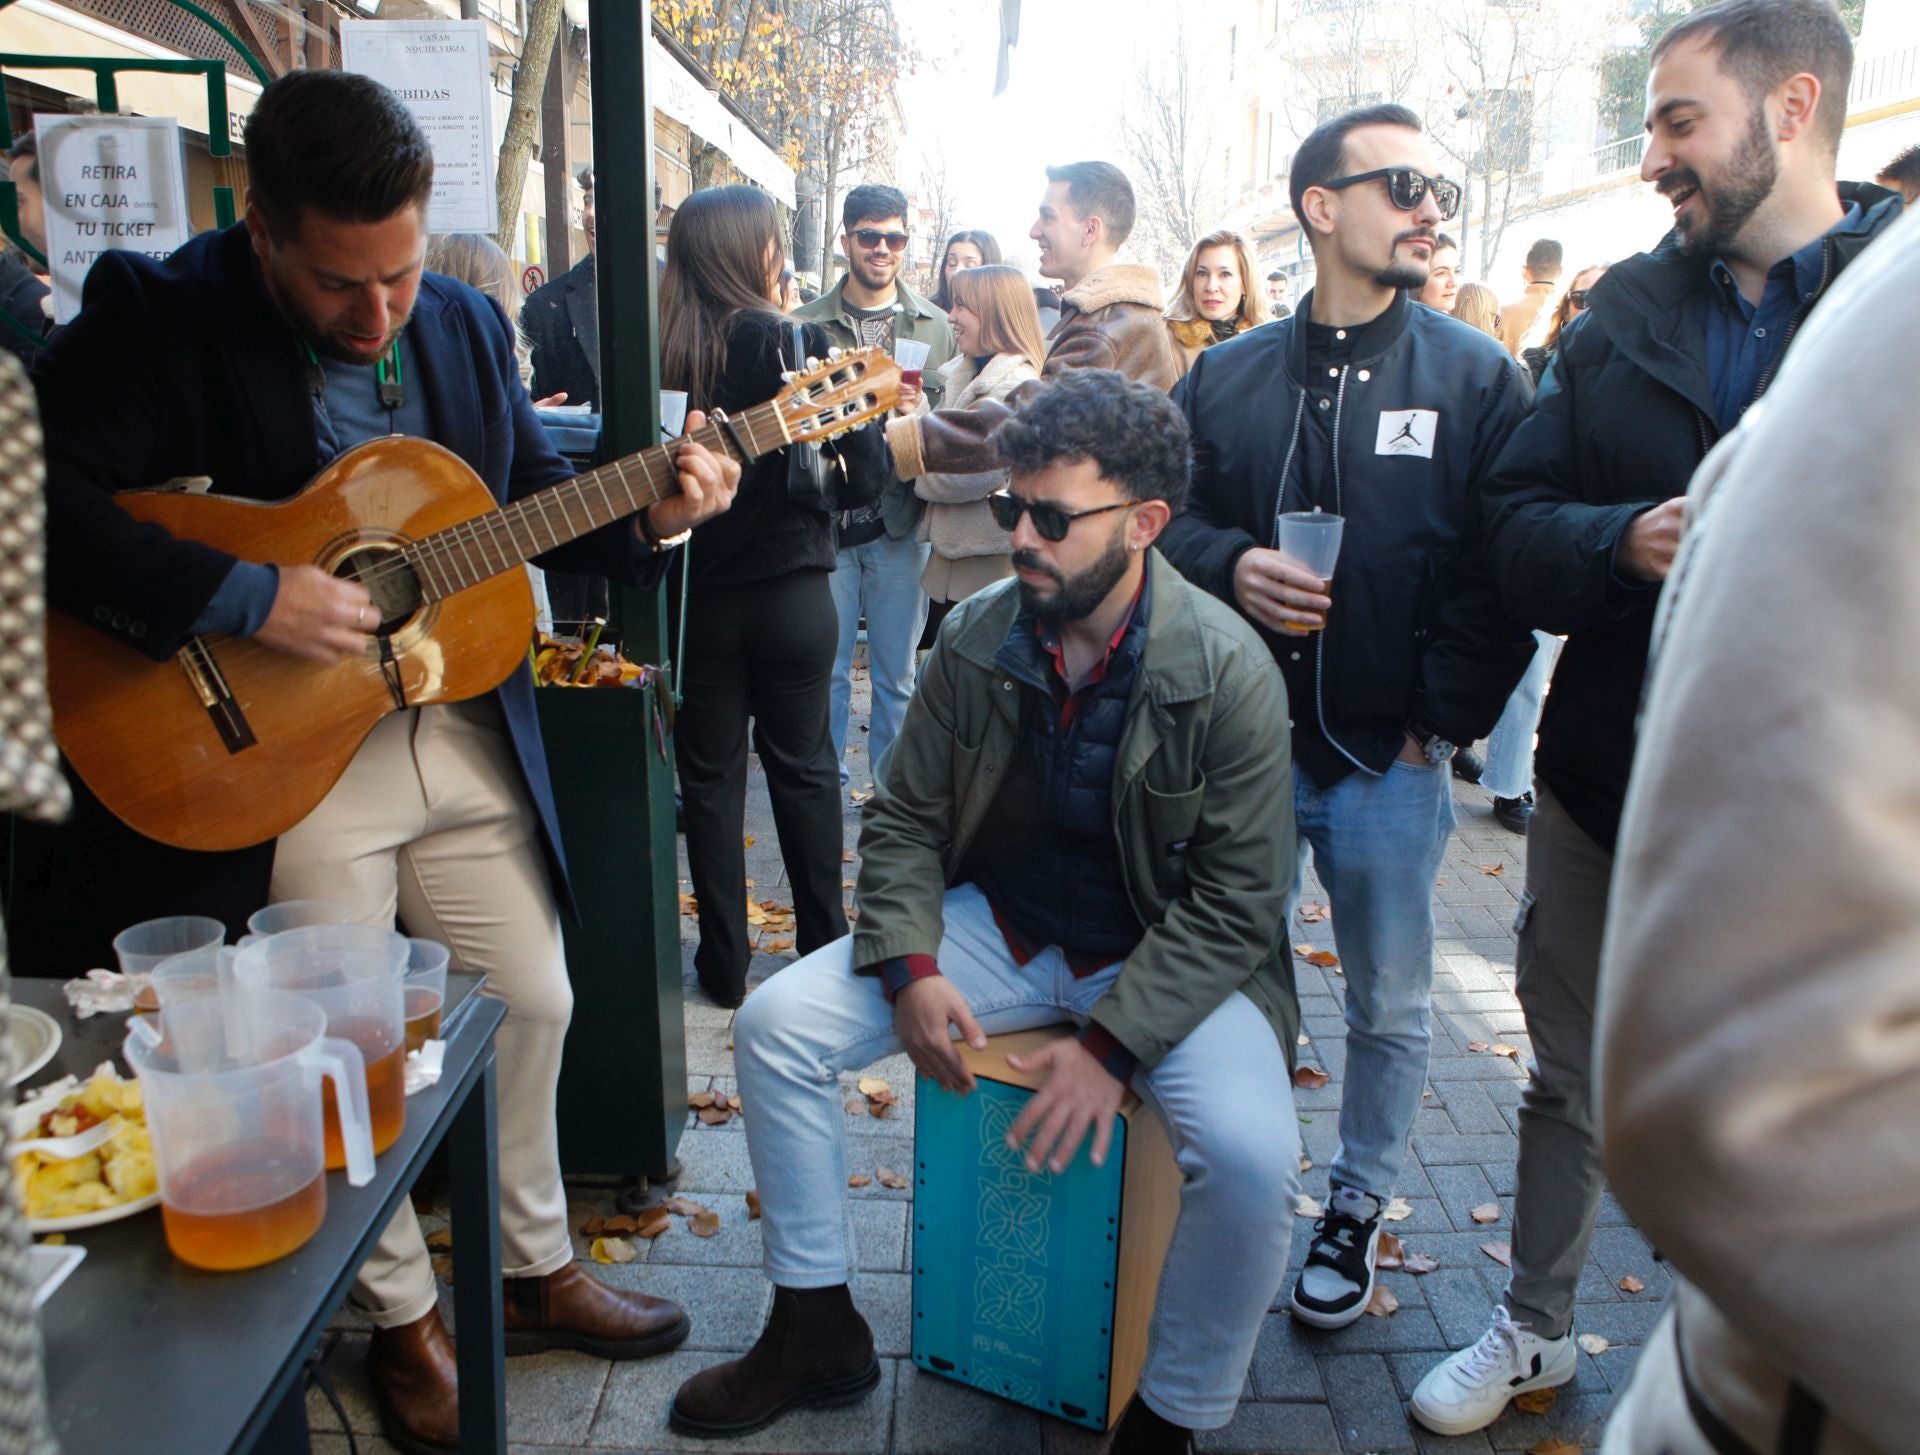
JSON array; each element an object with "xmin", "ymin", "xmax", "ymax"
[
  {"xmin": 1005, "ymin": 1039, "xmax": 1127, "ymax": 1176},
  {"xmin": 894, "ymin": 976, "xmax": 989, "ymax": 1094}
]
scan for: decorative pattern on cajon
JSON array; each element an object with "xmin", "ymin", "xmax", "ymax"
[{"xmin": 911, "ymin": 1027, "xmax": 1181, "ymax": 1431}]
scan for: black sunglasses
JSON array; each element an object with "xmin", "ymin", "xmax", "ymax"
[
  {"xmin": 1568, "ymin": 288, "xmax": 1592, "ymax": 308},
  {"xmin": 851, "ymin": 228, "xmax": 910, "ymax": 253},
  {"xmin": 1321, "ymin": 168, "xmax": 1462, "ymax": 221},
  {"xmin": 988, "ymin": 491, "xmax": 1134, "ymax": 543}
]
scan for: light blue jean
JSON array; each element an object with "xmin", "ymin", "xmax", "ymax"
[
  {"xmin": 1286, "ymin": 759, "xmax": 1454, "ymax": 1200},
  {"xmin": 1482, "ymin": 632, "xmax": 1562, "ymax": 801},
  {"xmin": 733, "ymin": 882, "xmax": 1299, "ymax": 1429},
  {"xmin": 829, "ymin": 532, "xmax": 931, "ymax": 787}
]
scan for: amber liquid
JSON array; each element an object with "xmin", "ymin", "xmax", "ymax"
[
  {"xmin": 403, "ymin": 987, "xmax": 444, "ymax": 1054},
  {"xmin": 162, "ymin": 1147, "xmax": 326, "ymax": 1271},
  {"xmin": 322, "ymin": 1018, "xmax": 407, "ymax": 1168}
]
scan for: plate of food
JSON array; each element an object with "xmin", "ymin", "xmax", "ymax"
[
  {"xmin": 4, "ymin": 1004, "xmax": 61, "ymax": 1089},
  {"xmin": 11, "ymin": 1065, "xmax": 160, "ymax": 1232}
]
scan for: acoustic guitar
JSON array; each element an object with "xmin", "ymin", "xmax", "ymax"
[{"xmin": 47, "ymin": 349, "xmax": 901, "ymax": 852}]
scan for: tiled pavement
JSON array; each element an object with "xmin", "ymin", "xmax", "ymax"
[{"xmin": 310, "ymin": 665, "xmax": 1666, "ymax": 1453}]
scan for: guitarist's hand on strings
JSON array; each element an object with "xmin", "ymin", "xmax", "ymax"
[
  {"xmin": 255, "ymin": 564, "xmax": 376, "ymax": 664},
  {"xmin": 639, "ymin": 410, "xmax": 741, "ymax": 541}
]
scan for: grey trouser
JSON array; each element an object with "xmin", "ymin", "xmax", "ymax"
[{"xmin": 1505, "ymin": 783, "xmax": 1613, "ymax": 1339}]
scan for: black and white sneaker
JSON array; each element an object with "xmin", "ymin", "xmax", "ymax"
[{"xmin": 1288, "ymin": 1186, "xmax": 1383, "ymax": 1329}]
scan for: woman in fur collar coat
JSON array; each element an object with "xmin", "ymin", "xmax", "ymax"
[{"xmin": 1166, "ymin": 229, "xmax": 1267, "ymax": 376}]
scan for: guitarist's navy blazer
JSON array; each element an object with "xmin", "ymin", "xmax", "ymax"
[{"xmin": 33, "ymin": 222, "xmax": 671, "ymax": 906}]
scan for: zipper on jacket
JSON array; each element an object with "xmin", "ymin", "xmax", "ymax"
[{"xmin": 1314, "ymin": 366, "xmax": 1372, "ymax": 776}]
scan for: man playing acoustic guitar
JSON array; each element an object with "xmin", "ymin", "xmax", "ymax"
[{"xmin": 32, "ymin": 72, "xmax": 740, "ymax": 1452}]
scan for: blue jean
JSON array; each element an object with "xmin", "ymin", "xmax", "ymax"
[
  {"xmin": 732, "ymin": 883, "xmax": 1299, "ymax": 1429},
  {"xmin": 1287, "ymin": 760, "xmax": 1454, "ymax": 1199},
  {"xmin": 830, "ymin": 532, "xmax": 930, "ymax": 787},
  {"xmin": 1482, "ymin": 632, "xmax": 1561, "ymax": 800}
]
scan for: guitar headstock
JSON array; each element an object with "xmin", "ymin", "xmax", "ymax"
[{"xmin": 776, "ymin": 348, "xmax": 903, "ymax": 446}]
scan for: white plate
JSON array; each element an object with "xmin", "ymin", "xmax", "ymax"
[
  {"xmin": 13, "ymin": 1063, "xmax": 162, "ymax": 1232},
  {"xmin": 4, "ymin": 1005, "xmax": 61, "ymax": 1089}
]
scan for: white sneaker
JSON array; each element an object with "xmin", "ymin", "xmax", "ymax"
[{"xmin": 1409, "ymin": 1306, "xmax": 1577, "ymax": 1436}]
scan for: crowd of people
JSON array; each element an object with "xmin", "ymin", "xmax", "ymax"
[{"xmin": 6, "ymin": 0, "xmax": 1917, "ymax": 1451}]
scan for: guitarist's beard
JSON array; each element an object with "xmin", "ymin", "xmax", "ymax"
[{"xmin": 259, "ymin": 251, "xmax": 414, "ymax": 367}]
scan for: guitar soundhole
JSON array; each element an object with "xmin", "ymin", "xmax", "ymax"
[{"xmin": 335, "ymin": 547, "xmax": 424, "ymax": 633}]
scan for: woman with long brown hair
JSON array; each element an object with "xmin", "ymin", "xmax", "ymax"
[
  {"xmin": 1165, "ymin": 229, "xmax": 1266, "ymax": 375},
  {"xmin": 888, "ymin": 264, "xmax": 1045, "ymax": 637},
  {"xmin": 661, "ymin": 185, "xmax": 887, "ymax": 1007},
  {"xmin": 928, "ymin": 228, "xmax": 1001, "ymax": 312},
  {"xmin": 1523, "ymin": 262, "xmax": 1609, "ymax": 383}
]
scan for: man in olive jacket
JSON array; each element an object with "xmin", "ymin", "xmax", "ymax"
[{"xmin": 670, "ymin": 372, "xmax": 1299, "ymax": 1455}]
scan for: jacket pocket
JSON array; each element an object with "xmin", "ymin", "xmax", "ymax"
[{"xmin": 1140, "ymin": 776, "xmax": 1206, "ymax": 896}]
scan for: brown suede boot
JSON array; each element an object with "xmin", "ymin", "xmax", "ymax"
[
  {"xmin": 503, "ymin": 1261, "xmax": 691, "ymax": 1359},
  {"xmin": 367, "ymin": 1307, "xmax": 459, "ymax": 1455},
  {"xmin": 669, "ymin": 1284, "xmax": 880, "ymax": 1438}
]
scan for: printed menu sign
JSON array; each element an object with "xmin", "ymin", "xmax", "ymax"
[
  {"xmin": 341, "ymin": 19, "xmax": 497, "ymax": 233},
  {"xmin": 35, "ymin": 115, "xmax": 192, "ymax": 325}
]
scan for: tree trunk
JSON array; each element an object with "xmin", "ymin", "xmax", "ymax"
[{"xmin": 495, "ymin": 0, "xmax": 567, "ymax": 247}]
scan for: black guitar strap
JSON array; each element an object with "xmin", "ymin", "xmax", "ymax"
[{"xmin": 375, "ymin": 630, "xmax": 408, "ymax": 711}]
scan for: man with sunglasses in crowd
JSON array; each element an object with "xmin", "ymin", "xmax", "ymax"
[
  {"xmin": 796, "ymin": 184, "xmax": 955, "ymax": 794},
  {"xmin": 669, "ymin": 370, "xmax": 1301, "ymax": 1455},
  {"xmin": 1161, "ymin": 103, "xmax": 1534, "ymax": 1332},
  {"xmin": 1412, "ymin": 0, "xmax": 1904, "ymax": 1435}
]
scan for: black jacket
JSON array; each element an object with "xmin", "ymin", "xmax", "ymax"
[
  {"xmin": 1162, "ymin": 289, "xmax": 1534, "ymax": 781},
  {"xmin": 0, "ymin": 251, "xmax": 49, "ymax": 370},
  {"xmin": 681, "ymin": 311, "xmax": 886, "ymax": 591},
  {"xmin": 522, "ymin": 254, "xmax": 600, "ymax": 410},
  {"xmin": 1482, "ymin": 181, "xmax": 1903, "ymax": 850}
]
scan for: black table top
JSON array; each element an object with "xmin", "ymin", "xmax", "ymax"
[{"xmin": 14, "ymin": 974, "xmax": 505, "ymax": 1455}]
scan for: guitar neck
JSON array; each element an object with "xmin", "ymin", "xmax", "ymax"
[{"xmin": 406, "ymin": 401, "xmax": 791, "ymax": 602}]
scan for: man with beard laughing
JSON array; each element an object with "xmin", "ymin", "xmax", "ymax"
[
  {"xmin": 1161, "ymin": 104, "xmax": 1535, "ymax": 1334},
  {"xmin": 1410, "ymin": 0, "xmax": 1903, "ymax": 1438}
]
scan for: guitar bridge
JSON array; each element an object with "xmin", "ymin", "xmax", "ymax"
[{"xmin": 179, "ymin": 637, "xmax": 257, "ymax": 754}]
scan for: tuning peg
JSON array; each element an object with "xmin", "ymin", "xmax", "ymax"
[
  {"xmin": 828, "ymin": 346, "xmax": 844, "ymax": 361},
  {"xmin": 780, "ymin": 371, "xmax": 796, "ymax": 383}
]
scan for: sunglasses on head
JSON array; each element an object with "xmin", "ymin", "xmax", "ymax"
[
  {"xmin": 1322, "ymin": 168, "xmax": 1462, "ymax": 221},
  {"xmin": 988, "ymin": 491, "xmax": 1134, "ymax": 543},
  {"xmin": 1568, "ymin": 288, "xmax": 1592, "ymax": 308},
  {"xmin": 851, "ymin": 228, "xmax": 910, "ymax": 253}
]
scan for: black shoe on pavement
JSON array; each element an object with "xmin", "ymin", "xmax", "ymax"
[
  {"xmin": 1289, "ymin": 1186, "xmax": 1384, "ymax": 1330},
  {"xmin": 1451, "ymin": 748, "xmax": 1485, "ymax": 785},
  {"xmin": 1494, "ymin": 793, "xmax": 1535, "ymax": 835},
  {"xmin": 1108, "ymin": 1394, "xmax": 1195, "ymax": 1454},
  {"xmin": 669, "ymin": 1285, "xmax": 879, "ymax": 1438}
]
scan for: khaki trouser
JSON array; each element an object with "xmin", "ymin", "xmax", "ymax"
[{"xmin": 272, "ymin": 699, "xmax": 574, "ymax": 1327}]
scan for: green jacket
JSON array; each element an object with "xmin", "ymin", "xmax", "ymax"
[
  {"xmin": 796, "ymin": 276, "xmax": 956, "ymax": 539},
  {"xmin": 852, "ymin": 552, "xmax": 1300, "ymax": 1070}
]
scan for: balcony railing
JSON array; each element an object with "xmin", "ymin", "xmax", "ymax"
[{"xmin": 1850, "ymin": 42, "xmax": 1920, "ymax": 114}]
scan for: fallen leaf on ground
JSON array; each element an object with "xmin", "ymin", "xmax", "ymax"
[
  {"xmin": 603, "ymin": 1214, "xmax": 639, "ymax": 1234},
  {"xmin": 763, "ymin": 938, "xmax": 794, "ymax": 953},
  {"xmin": 743, "ymin": 836, "xmax": 755, "ymax": 847},
  {"xmin": 842, "ymin": 849, "xmax": 856, "ymax": 863},
  {"xmin": 689, "ymin": 1211, "xmax": 722, "ymax": 1238},
  {"xmin": 1365, "ymin": 1285, "xmax": 1399, "ymax": 1317},
  {"xmin": 676, "ymin": 893, "xmax": 699, "ymax": 917},
  {"xmin": 425, "ymin": 1228, "xmax": 453, "ymax": 1251},
  {"xmin": 697, "ymin": 1105, "xmax": 734, "ymax": 1126},
  {"xmin": 636, "ymin": 1207, "xmax": 673, "ymax": 1238},
  {"xmin": 1293, "ymin": 1194, "xmax": 1322, "ymax": 1218},
  {"xmin": 1381, "ymin": 1197, "xmax": 1414, "ymax": 1222},
  {"xmin": 876, "ymin": 1167, "xmax": 909, "ymax": 1190},
  {"xmin": 689, "ymin": 1091, "xmax": 716, "ymax": 1109},
  {"xmin": 1528, "ymin": 1443, "xmax": 1581, "ymax": 1455},
  {"xmin": 1435, "ymin": 877, "xmax": 1448, "ymax": 887},
  {"xmin": 1491, "ymin": 1043, "xmax": 1521, "ymax": 1059},
  {"xmin": 662, "ymin": 1197, "xmax": 708, "ymax": 1218},
  {"xmin": 868, "ymin": 1100, "xmax": 893, "ymax": 1119},
  {"xmin": 590, "ymin": 1236, "xmax": 638, "ymax": 1264},
  {"xmin": 845, "ymin": 1100, "xmax": 865, "ymax": 1114},
  {"xmin": 1467, "ymin": 1040, "xmax": 1491, "ymax": 1053},
  {"xmin": 1297, "ymin": 1032, "xmax": 1311, "ymax": 1045},
  {"xmin": 431, "ymin": 1255, "xmax": 454, "ymax": 1279},
  {"xmin": 1298, "ymin": 1155, "xmax": 1313, "ymax": 1173},
  {"xmin": 745, "ymin": 1190, "xmax": 761, "ymax": 1220},
  {"xmin": 1402, "ymin": 1253, "xmax": 1439, "ymax": 1275},
  {"xmin": 1376, "ymin": 1232, "xmax": 1406, "ymax": 1268},
  {"xmin": 843, "ymin": 879, "xmax": 857, "ymax": 889},
  {"xmin": 1470, "ymin": 1201, "xmax": 1501, "ymax": 1224},
  {"xmin": 1577, "ymin": 1333, "xmax": 1611, "ymax": 1356},
  {"xmin": 844, "ymin": 909, "xmax": 860, "ymax": 922},
  {"xmin": 1302, "ymin": 950, "xmax": 1340, "ymax": 969},
  {"xmin": 1619, "ymin": 1275, "xmax": 1646, "ymax": 1294},
  {"xmin": 1478, "ymin": 862, "xmax": 1505, "ymax": 876},
  {"xmin": 1292, "ymin": 1065, "xmax": 1330, "ymax": 1090},
  {"xmin": 849, "ymin": 788, "xmax": 873, "ymax": 803},
  {"xmin": 1297, "ymin": 901, "xmax": 1331, "ymax": 923},
  {"xmin": 1480, "ymin": 1240, "xmax": 1513, "ymax": 1268},
  {"xmin": 857, "ymin": 1077, "xmax": 892, "ymax": 1098},
  {"xmin": 579, "ymin": 1215, "xmax": 606, "ymax": 1238},
  {"xmin": 1512, "ymin": 1387, "xmax": 1557, "ymax": 1414},
  {"xmin": 848, "ymin": 1174, "xmax": 872, "ymax": 1188}
]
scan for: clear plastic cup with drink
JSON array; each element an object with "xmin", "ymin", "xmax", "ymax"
[
  {"xmin": 894, "ymin": 338, "xmax": 931, "ymax": 392},
  {"xmin": 402, "ymin": 938, "xmax": 450, "ymax": 1054},
  {"xmin": 1276, "ymin": 510, "xmax": 1345, "ymax": 632}
]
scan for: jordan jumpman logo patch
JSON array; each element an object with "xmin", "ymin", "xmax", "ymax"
[{"xmin": 1376, "ymin": 409, "xmax": 1439, "ymax": 459}]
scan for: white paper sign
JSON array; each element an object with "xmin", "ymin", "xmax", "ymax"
[
  {"xmin": 340, "ymin": 19, "xmax": 497, "ymax": 234},
  {"xmin": 35, "ymin": 115, "xmax": 192, "ymax": 325}
]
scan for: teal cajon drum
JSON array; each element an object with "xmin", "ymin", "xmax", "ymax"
[{"xmin": 911, "ymin": 1027, "xmax": 1181, "ymax": 1432}]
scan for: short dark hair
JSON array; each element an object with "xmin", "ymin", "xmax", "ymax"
[
  {"xmin": 244, "ymin": 70, "xmax": 434, "ymax": 240},
  {"xmin": 1653, "ymin": 0, "xmax": 1854, "ymax": 149},
  {"xmin": 842, "ymin": 183, "xmax": 907, "ymax": 231},
  {"xmin": 1266, "ymin": 269, "xmax": 1285, "ymax": 281},
  {"xmin": 1044, "ymin": 162, "xmax": 1137, "ymax": 247},
  {"xmin": 1877, "ymin": 143, "xmax": 1920, "ymax": 191},
  {"xmin": 1525, "ymin": 238, "xmax": 1564, "ymax": 278},
  {"xmin": 1434, "ymin": 231, "xmax": 1458, "ymax": 251},
  {"xmin": 577, "ymin": 165, "xmax": 594, "ymax": 193},
  {"xmin": 1289, "ymin": 103, "xmax": 1424, "ymax": 230},
  {"xmin": 7, "ymin": 131, "xmax": 35, "ymax": 183},
  {"xmin": 994, "ymin": 370, "xmax": 1190, "ymax": 511}
]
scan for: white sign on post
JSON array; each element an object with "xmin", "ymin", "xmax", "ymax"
[
  {"xmin": 35, "ymin": 115, "xmax": 192, "ymax": 325},
  {"xmin": 340, "ymin": 19, "xmax": 498, "ymax": 234}
]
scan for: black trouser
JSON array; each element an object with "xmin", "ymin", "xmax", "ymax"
[{"xmin": 676, "ymin": 569, "xmax": 848, "ymax": 997}]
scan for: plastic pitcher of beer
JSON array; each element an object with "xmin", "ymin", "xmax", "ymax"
[
  {"xmin": 233, "ymin": 926, "xmax": 410, "ymax": 1168},
  {"xmin": 124, "ymin": 989, "xmax": 373, "ymax": 1271}
]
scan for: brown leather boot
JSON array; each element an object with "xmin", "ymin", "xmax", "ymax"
[
  {"xmin": 367, "ymin": 1307, "xmax": 459, "ymax": 1455},
  {"xmin": 503, "ymin": 1260, "xmax": 691, "ymax": 1359},
  {"xmin": 669, "ymin": 1284, "xmax": 879, "ymax": 1439}
]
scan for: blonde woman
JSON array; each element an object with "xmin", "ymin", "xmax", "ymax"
[
  {"xmin": 1450, "ymin": 282, "xmax": 1503, "ymax": 339},
  {"xmin": 1165, "ymin": 229, "xmax": 1266, "ymax": 375},
  {"xmin": 425, "ymin": 232, "xmax": 537, "ymax": 393},
  {"xmin": 886, "ymin": 264, "xmax": 1045, "ymax": 636}
]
